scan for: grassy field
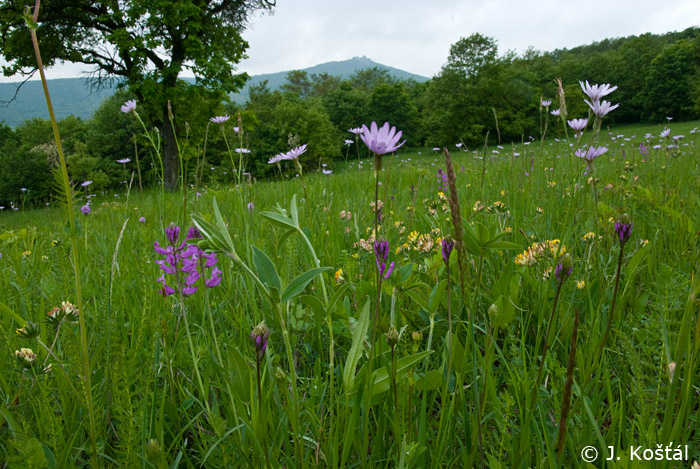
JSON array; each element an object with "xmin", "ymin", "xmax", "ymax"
[{"xmin": 1, "ymin": 117, "xmax": 699, "ymax": 467}]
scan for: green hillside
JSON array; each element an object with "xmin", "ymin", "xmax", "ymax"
[{"xmin": 0, "ymin": 56, "xmax": 427, "ymax": 127}]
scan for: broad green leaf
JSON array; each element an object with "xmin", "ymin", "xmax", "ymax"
[
  {"xmin": 212, "ymin": 198, "xmax": 235, "ymax": 248},
  {"xmin": 428, "ymin": 279, "xmax": 447, "ymax": 315},
  {"xmin": 343, "ymin": 298, "xmax": 371, "ymax": 391},
  {"xmin": 625, "ymin": 244, "xmax": 650, "ymax": 279},
  {"xmin": 251, "ymin": 246, "xmax": 280, "ymax": 293},
  {"xmin": 282, "ymin": 267, "xmax": 332, "ymax": 303},
  {"xmin": 260, "ymin": 211, "xmax": 297, "ymax": 230},
  {"xmin": 299, "ymin": 295, "xmax": 326, "ymax": 320},
  {"xmin": 406, "ymin": 290, "xmax": 431, "ymax": 313},
  {"xmin": 413, "ymin": 369, "xmax": 443, "ymax": 391},
  {"xmin": 350, "ymin": 351, "xmax": 432, "ymax": 398},
  {"xmin": 192, "ymin": 214, "xmax": 230, "ymax": 252}
]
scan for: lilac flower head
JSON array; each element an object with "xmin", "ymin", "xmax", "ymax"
[
  {"xmin": 373, "ymin": 240, "xmax": 395, "ymax": 279},
  {"xmin": 660, "ymin": 128, "xmax": 670, "ymax": 138},
  {"xmin": 139, "ymin": 217, "xmax": 146, "ymax": 223},
  {"xmin": 81, "ymin": 204, "xmax": 91, "ymax": 215},
  {"xmin": 322, "ymin": 169, "xmax": 333, "ymax": 175},
  {"xmin": 344, "ymin": 139, "xmax": 354, "ymax": 146},
  {"xmin": 279, "ymin": 144, "xmax": 308, "ymax": 161},
  {"xmin": 541, "ymin": 99, "xmax": 552, "ymax": 107},
  {"xmin": 639, "ymin": 143, "xmax": 648, "ymax": 156},
  {"xmin": 165, "ymin": 225, "xmax": 180, "ymax": 246},
  {"xmin": 579, "ymin": 81, "xmax": 618, "ymax": 101},
  {"xmin": 348, "ymin": 127, "xmax": 363, "ymax": 135},
  {"xmin": 441, "ymin": 237, "xmax": 455, "ymax": 267},
  {"xmin": 575, "ymin": 145, "xmax": 608, "ymax": 162},
  {"xmin": 120, "ymin": 99, "xmax": 136, "ymax": 113},
  {"xmin": 567, "ymin": 118, "xmax": 588, "ymax": 132},
  {"xmin": 551, "ymin": 108, "xmax": 561, "ymax": 116},
  {"xmin": 81, "ymin": 181, "xmax": 93, "ymax": 187},
  {"xmin": 614, "ymin": 215, "xmax": 633, "ymax": 245},
  {"xmin": 360, "ymin": 122, "xmax": 406, "ymax": 155},
  {"xmin": 268, "ymin": 154, "xmax": 282, "ymax": 164},
  {"xmin": 251, "ymin": 321, "xmax": 271, "ymax": 362},
  {"xmin": 585, "ymin": 99, "xmax": 619, "ymax": 118},
  {"xmin": 186, "ymin": 226, "xmax": 202, "ymax": 241},
  {"xmin": 117, "ymin": 158, "xmax": 131, "ymax": 164},
  {"xmin": 210, "ymin": 115, "xmax": 230, "ymax": 124},
  {"xmin": 235, "ymin": 148, "xmax": 251, "ymax": 154}
]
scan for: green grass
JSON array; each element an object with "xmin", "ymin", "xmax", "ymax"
[{"xmin": 1, "ymin": 119, "xmax": 699, "ymax": 468}]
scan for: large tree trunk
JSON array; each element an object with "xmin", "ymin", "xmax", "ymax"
[{"xmin": 162, "ymin": 105, "xmax": 179, "ymax": 190}]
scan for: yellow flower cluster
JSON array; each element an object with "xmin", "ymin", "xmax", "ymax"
[
  {"xmin": 583, "ymin": 232, "xmax": 596, "ymax": 241},
  {"xmin": 514, "ymin": 239, "xmax": 566, "ymax": 266}
]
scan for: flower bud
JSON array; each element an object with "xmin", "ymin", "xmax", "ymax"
[
  {"xmin": 251, "ymin": 321, "xmax": 270, "ymax": 363},
  {"xmin": 387, "ymin": 325, "xmax": 399, "ymax": 348},
  {"xmin": 614, "ymin": 214, "xmax": 633, "ymax": 246},
  {"xmin": 555, "ymin": 253, "xmax": 573, "ymax": 283}
]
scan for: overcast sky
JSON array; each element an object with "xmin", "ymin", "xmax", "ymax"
[{"xmin": 1, "ymin": 0, "xmax": 699, "ymax": 83}]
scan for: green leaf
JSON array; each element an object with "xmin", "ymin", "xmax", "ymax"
[
  {"xmin": 484, "ymin": 240, "xmax": 521, "ymax": 250},
  {"xmin": 251, "ymin": 246, "xmax": 280, "ymax": 293},
  {"xmin": 406, "ymin": 290, "xmax": 431, "ymax": 313},
  {"xmin": 281, "ymin": 267, "xmax": 332, "ymax": 303},
  {"xmin": 428, "ymin": 279, "xmax": 447, "ymax": 315},
  {"xmin": 343, "ymin": 298, "xmax": 371, "ymax": 391},
  {"xmin": 0, "ymin": 301, "xmax": 26, "ymax": 327},
  {"xmin": 328, "ymin": 282, "xmax": 353, "ymax": 317},
  {"xmin": 212, "ymin": 198, "xmax": 235, "ymax": 249},
  {"xmin": 413, "ymin": 369, "xmax": 443, "ymax": 391},
  {"xmin": 299, "ymin": 295, "xmax": 326, "ymax": 320},
  {"xmin": 289, "ymin": 194, "xmax": 299, "ymax": 225},
  {"xmin": 625, "ymin": 244, "xmax": 650, "ymax": 279},
  {"xmin": 349, "ymin": 351, "xmax": 433, "ymax": 398},
  {"xmin": 192, "ymin": 214, "xmax": 231, "ymax": 253},
  {"xmin": 260, "ymin": 211, "xmax": 297, "ymax": 230}
]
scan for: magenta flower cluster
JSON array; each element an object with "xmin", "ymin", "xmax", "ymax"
[
  {"xmin": 154, "ymin": 225, "xmax": 222, "ymax": 296},
  {"xmin": 373, "ymin": 240, "xmax": 395, "ymax": 280}
]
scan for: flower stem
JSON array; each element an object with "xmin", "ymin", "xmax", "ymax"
[{"xmin": 27, "ymin": 5, "xmax": 98, "ymax": 465}]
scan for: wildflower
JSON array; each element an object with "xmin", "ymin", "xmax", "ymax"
[
  {"xmin": 441, "ymin": 236, "xmax": 454, "ymax": 267},
  {"xmin": 348, "ymin": 127, "xmax": 363, "ymax": 135},
  {"xmin": 81, "ymin": 204, "xmax": 91, "ymax": 215},
  {"xmin": 335, "ymin": 268, "xmax": 345, "ymax": 284},
  {"xmin": 15, "ymin": 348, "xmax": 37, "ymax": 366},
  {"xmin": 81, "ymin": 181, "xmax": 93, "ymax": 187},
  {"xmin": 210, "ymin": 115, "xmax": 230, "ymax": 124},
  {"xmin": 116, "ymin": 158, "xmax": 131, "ymax": 164},
  {"xmin": 373, "ymin": 240, "xmax": 395, "ymax": 280},
  {"xmin": 576, "ymin": 280, "xmax": 585, "ymax": 289},
  {"xmin": 250, "ymin": 321, "xmax": 270, "ymax": 363},
  {"xmin": 120, "ymin": 99, "xmax": 137, "ymax": 113},
  {"xmin": 614, "ymin": 215, "xmax": 633, "ymax": 246},
  {"xmin": 247, "ymin": 202, "xmax": 254, "ymax": 212},
  {"xmin": 579, "ymin": 81, "xmax": 618, "ymax": 101},
  {"xmin": 583, "ymin": 232, "xmax": 595, "ymax": 241},
  {"xmin": 668, "ymin": 362, "xmax": 676, "ymax": 382},
  {"xmin": 139, "ymin": 217, "xmax": 146, "ymax": 223},
  {"xmin": 660, "ymin": 128, "xmax": 670, "ymax": 138},
  {"xmin": 15, "ymin": 321, "xmax": 40, "ymax": 340},
  {"xmin": 360, "ymin": 121, "xmax": 406, "ymax": 155},
  {"xmin": 575, "ymin": 146, "xmax": 608, "ymax": 162},
  {"xmin": 322, "ymin": 169, "xmax": 333, "ymax": 175},
  {"xmin": 554, "ymin": 253, "xmax": 573, "ymax": 283},
  {"xmin": 22, "ymin": 250, "xmax": 31, "ymax": 257},
  {"xmin": 154, "ymin": 225, "xmax": 221, "ymax": 296},
  {"xmin": 278, "ymin": 144, "xmax": 308, "ymax": 161},
  {"xmin": 541, "ymin": 99, "xmax": 552, "ymax": 107},
  {"xmin": 551, "ymin": 108, "xmax": 560, "ymax": 116},
  {"xmin": 585, "ymin": 99, "xmax": 619, "ymax": 118},
  {"xmin": 640, "ymin": 239, "xmax": 649, "ymax": 247}
]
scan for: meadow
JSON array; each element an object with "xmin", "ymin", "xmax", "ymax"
[{"xmin": 1, "ymin": 101, "xmax": 700, "ymax": 468}]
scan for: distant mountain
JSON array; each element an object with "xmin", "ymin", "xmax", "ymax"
[{"xmin": 0, "ymin": 57, "xmax": 428, "ymax": 128}]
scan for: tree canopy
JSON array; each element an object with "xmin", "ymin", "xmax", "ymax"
[{"xmin": 0, "ymin": 0, "xmax": 275, "ymax": 188}]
